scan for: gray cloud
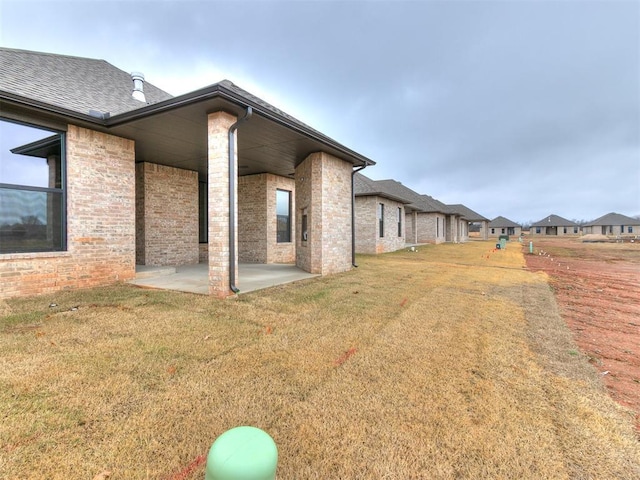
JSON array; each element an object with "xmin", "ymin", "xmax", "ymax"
[{"xmin": 2, "ymin": 0, "xmax": 638, "ymax": 222}]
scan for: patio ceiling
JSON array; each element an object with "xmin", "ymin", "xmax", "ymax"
[
  {"xmin": 106, "ymin": 86, "xmax": 372, "ymax": 180},
  {"xmin": 109, "ymin": 98, "xmax": 303, "ymax": 179}
]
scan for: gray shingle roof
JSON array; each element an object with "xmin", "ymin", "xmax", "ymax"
[
  {"xmin": 447, "ymin": 204, "xmax": 489, "ymax": 222},
  {"xmin": 354, "ymin": 173, "xmax": 379, "ymax": 195},
  {"xmin": 415, "ymin": 195, "xmax": 449, "ymax": 214},
  {"xmin": 583, "ymin": 212, "xmax": 640, "ymax": 226},
  {"xmin": 531, "ymin": 214, "xmax": 578, "ymax": 227},
  {"xmin": 489, "ymin": 216, "xmax": 521, "ymax": 228},
  {"xmin": 372, "ymin": 179, "xmax": 423, "ymax": 204},
  {"xmin": 353, "ymin": 173, "xmax": 414, "ymax": 204},
  {"xmin": 353, "ymin": 174, "xmax": 488, "ymax": 220},
  {"xmin": 371, "ymin": 180, "xmax": 450, "ymax": 213},
  {"xmin": 0, "ymin": 47, "xmax": 173, "ymax": 116},
  {"xmin": 355, "ymin": 174, "xmax": 481, "ymax": 216}
]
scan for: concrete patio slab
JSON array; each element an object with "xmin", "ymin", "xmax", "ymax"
[{"xmin": 129, "ymin": 263, "xmax": 318, "ymax": 295}]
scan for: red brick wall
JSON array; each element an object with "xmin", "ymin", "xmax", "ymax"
[
  {"xmin": 355, "ymin": 196, "xmax": 406, "ymax": 254},
  {"xmin": 295, "ymin": 152, "xmax": 352, "ymax": 275},
  {"xmin": 238, "ymin": 174, "xmax": 268, "ymax": 263},
  {"xmin": 416, "ymin": 212, "xmax": 447, "ymax": 244},
  {"xmin": 135, "ymin": 162, "xmax": 198, "ymax": 266},
  {"xmin": 211, "ymin": 173, "xmax": 296, "ymax": 265},
  {"xmin": 0, "ymin": 125, "xmax": 136, "ymax": 299}
]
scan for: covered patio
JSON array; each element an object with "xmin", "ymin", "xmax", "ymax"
[
  {"xmin": 129, "ymin": 263, "xmax": 319, "ymax": 295},
  {"xmin": 113, "ymin": 80, "xmax": 374, "ymax": 297},
  {"xmin": 0, "ymin": 49, "xmax": 373, "ymax": 300}
]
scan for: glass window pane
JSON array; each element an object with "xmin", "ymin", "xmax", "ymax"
[
  {"xmin": 0, "ymin": 120, "xmax": 61, "ymax": 188},
  {"xmin": 199, "ymin": 181, "xmax": 207, "ymax": 243},
  {"xmin": 1, "ymin": 118, "xmax": 65, "ymax": 253},
  {"xmin": 276, "ymin": 190, "xmax": 291, "ymax": 243},
  {"xmin": 0, "ymin": 188, "xmax": 64, "ymax": 253}
]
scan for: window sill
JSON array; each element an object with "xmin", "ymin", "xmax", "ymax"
[{"xmin": 0, "ymin": 251, "xmax": 70, "ymax": 260}]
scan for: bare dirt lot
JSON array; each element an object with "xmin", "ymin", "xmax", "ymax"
[{"xmin": 524, "ymin": 236, "xmax": 640, "ymax": 430}]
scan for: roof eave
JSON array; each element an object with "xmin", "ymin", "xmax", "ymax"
[
  {"xmin": 355, "ymin": 191, "xmax": 413, "ymax": 204},
  {"xmin": 106, "ymin": 83, "xmax": 375, "ymax": 168},
  {"xmin": 2, "ymin": 84, "xmax": 375, "ymax": 168},
  {"xmin": 0, "ymin": 89, "xmax": 108, "ymax": 128}
]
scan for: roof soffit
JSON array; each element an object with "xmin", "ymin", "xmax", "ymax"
[{"xmin": 3, "ymin": 82, "xmax": 375, "ymax": 178}]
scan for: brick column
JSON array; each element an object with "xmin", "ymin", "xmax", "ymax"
[
  {"xmin": 295, "ymin": 152, "xmax": 352, "ymax": 275},
  {"xmin": 208, "ymin": 111, "xmax": 237, "ymax": 297}
]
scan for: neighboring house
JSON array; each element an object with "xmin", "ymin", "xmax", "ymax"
[
  {"xmin": 488, "ymin": 216, "xmax": 522, "ymax": 238},
  {"xmin": 405, "ymin": 194, "xmax": 448, "ymax": 245},
  {"xmin": 530, "ymin": 214, "xmax": 580, "ymax": 236},
  {"xmin": 0, "ymin": 48, "xmax": 375, "ymax": 299},
  {"xmin": 447, "ymin": 204, "xmax": 490, "ymax": 242},
  {"xmin": 582, "ymin": 212, "xmax": 640, "ymax": 236},
  {"xmin": 353, "ymin": 174, "xmax": 412, "ymax": 254},
  {"xmin": 354, "ymin": 174, "xmax": 487, "ymax": 245},
  {"xmin": 368, "ymin": 179, "xmax": 449, "ymax": 245}
]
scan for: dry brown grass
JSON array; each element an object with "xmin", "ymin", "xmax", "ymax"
[{"xmin": 2, "ymin": 241, "xmax": 639, "ymax": 479}]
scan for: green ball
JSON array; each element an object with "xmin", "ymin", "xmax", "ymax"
[{"xmin": 205, "ymin": 426, "xmax": 278, "ymax": 480}]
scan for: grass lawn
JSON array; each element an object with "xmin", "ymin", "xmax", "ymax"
[{"xmin": 2, "ymin": 241, "xmax": 639, "ymax": 479}]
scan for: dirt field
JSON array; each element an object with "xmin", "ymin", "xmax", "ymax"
[{"xmin": 523, "ymin": 236, "xmax": 640, "ymax": 430}]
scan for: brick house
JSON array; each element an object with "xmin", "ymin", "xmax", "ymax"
[
  {"xmin": 0, "ymin": 48, "xmax": 374, "ymax": 299},
  {"xmin": 354, "ymin": 176, "xmax": 447, "ymax": 245},
  {"xmin": 446, "ymin": 204, "xmax": 489, "ymax": 242},
  {"xmin": 530, "ymin": 214, "xmax": 580, "ymax": 236},
  {"xmin": 410, "ymin": 195, "xmax": 450, "ymax": 244},
  {"xmin": 406, "ymin": 196, "xmax": 487, "ymax": 244},
  {"xmin": 354, "ymin": 174, "xmax": 486, "ymax": 246},
  {"xmin": 488, "ymin": 216, "xmax": 522, "ymax": 238},
  {"xmin": 582, "ymin": 212, "xmax": 640, "ymax": 236},
  {"xmin": 353, "ymin": 173, "xmax": 412, "ymax": 254}
]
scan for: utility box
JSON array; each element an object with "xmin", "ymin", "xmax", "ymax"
[{"xmin": 498, "ymin": 234, "xmax": 509, "ymax": 242}]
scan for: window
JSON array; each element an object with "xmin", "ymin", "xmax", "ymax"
[
  {"xmin": 198, "ymin": 181, "xmax": 207, "ymax": 243},
  {"xmin": 574, "ymin": 226, "xmax": 579, "ymax": 234},
  {"xmin": 378, "ymin": 203, "xmax": 384, "ymax": 238},
  {"xmin": 397, "ymin": 207, "xmax": 402, "ymax": 237},
  {"xmin": 0, "ymin": 119, "xmax": 65, "ymax": 253},
  {"xmin": 507, "ymin": 227, "xmax": 515, "ymax": 235},
  {"xmin": 491, "ymin": 228, "xmax": 495, "ymax": 234},
  {"xmin": 501, "ymin": 228, "xmax": 505, "ymax": 234},
  {"xmin": 437, "ymin": 217, "xmax": 440, "ymax": 237},
  {"xmin": 276, "ymin": 189, "xmax": 291, "ymax": 243},
  {"xmin": 629, "ymin": 226, "xmax": 633, "ymax": 233},
  {"xmin": 536, "ymin": 227, "xmax": 541, "ymax": 234},
  {"xmin": 563, "ymin": 227, "xmax": 567, "ymax": 234}
]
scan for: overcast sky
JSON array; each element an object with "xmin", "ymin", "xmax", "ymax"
[{"xmin": 2, "ymin": 0, "xmax": 638, "ymax": 224}]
